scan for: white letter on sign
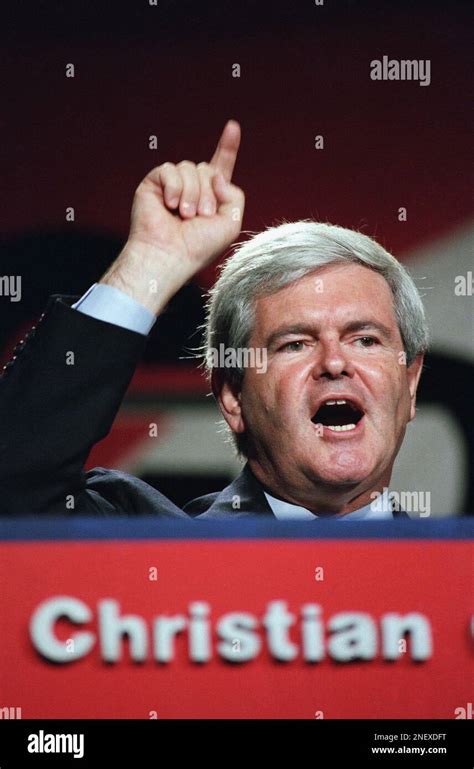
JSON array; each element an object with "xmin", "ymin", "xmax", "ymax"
[{"xmin": 30, "ymin": 596, "xmax": 95, "ymax": 662}]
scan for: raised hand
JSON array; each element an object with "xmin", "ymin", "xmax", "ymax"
[{"xmin": 101, "ymin": 120, "xmax": 245, "ymax": 314}]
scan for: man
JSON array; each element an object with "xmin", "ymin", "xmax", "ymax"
[{"xmin": 0, "ymin": 121, "xmax": 428, "ymax": 518}]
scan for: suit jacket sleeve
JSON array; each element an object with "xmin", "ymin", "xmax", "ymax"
[{"xmin": 0, "ymin": 295, "xmax": 149, "ymax": 514}]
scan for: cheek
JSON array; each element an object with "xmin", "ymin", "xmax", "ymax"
[
  {"xmin": 243, "ymin": 365, "xmax": 304, "ymax": 424},
  {"xmin": 388, "ymin": 364, "xmax": 413, "ymax": 414},
  {"xmin": 366, "ymin": 362, "xmax": 410, "ymax": 425},
  {"xmin": 268, "ymin": 364, "xmax": 308, "ymax": 413},
  {"xmin": 241, "ymin": 371, "xmax": 274, "ymax": 421},
  {"xmin": 362, "ymin": 359, "xmax": 403, "ymax": 398}
]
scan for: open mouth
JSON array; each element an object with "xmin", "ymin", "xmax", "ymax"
[{"xmin": 311, "ymin": 399, "xmax": 365, "ymax": 433}]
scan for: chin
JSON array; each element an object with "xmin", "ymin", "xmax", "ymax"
[
  {"xmin": 315, "ymin": 470, "xmax": 368, "ymax": 487},
  {"xmin": 311, "ymin": 454, "xmax": 377, "ymax": 487}
]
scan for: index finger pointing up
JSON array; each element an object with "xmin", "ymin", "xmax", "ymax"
[{"xmin": 209, "ymin": 120, "xmax": 241, "ymax": 182}]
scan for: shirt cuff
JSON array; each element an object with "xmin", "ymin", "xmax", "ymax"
[{"xmin": 72, "ymin": 283, "xmax": 156, "ymax": 336}]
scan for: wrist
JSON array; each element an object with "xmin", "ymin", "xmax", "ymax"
[{"xmin": 100, "ymin": 240, "xmax": 189, "ymax": 316}]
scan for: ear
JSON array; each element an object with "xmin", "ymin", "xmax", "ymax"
[
  {"xmin": 406, "ymin": 353, "xmax": 425, "ymax": 422},
  {"xmin": 211, "ymin": 370, "xmax": 246, "ymax": 436}
]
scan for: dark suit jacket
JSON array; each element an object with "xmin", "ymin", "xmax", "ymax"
[
  {"xmin": 185, "ymin": 464, "xmax": 409, "ymax": 519},
  {"xmin": 0, "ymin": 296, "xmax": 186, "ymax": 517}
]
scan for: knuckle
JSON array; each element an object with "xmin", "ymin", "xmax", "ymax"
[{"xmin": 180, "ymin": 174, "xmax": 199, "ymax": 192}]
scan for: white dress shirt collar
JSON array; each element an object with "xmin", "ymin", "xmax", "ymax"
[{"xmin": 264, "ymin": 488, "xmax": 394, "ymax": 520}]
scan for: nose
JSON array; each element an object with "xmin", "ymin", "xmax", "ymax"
[{"xmin": 311, "ymin": 338, "xmax": 355, "ymax": 380}]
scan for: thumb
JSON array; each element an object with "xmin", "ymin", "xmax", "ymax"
[{"xmin": 213, "ymin": 171, "xmax": 235, "ymax": 205}]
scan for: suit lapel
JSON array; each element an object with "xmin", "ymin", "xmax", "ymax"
[{"xmin": 197, "ymin": 464, "xmax": 275, "ymax": 519}]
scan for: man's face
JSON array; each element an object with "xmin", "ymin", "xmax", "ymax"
[{"xmin": 218, "ymin": 263, "xmax": 424, "ymax": 510}]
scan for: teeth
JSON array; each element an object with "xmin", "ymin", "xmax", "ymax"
[
  {"xmin": 323, "ymin": 399, "xmax": 347, "ymax": 406},
  {"xmin": 326, "ymin": 424, "xmax": 356, "ymax": 432}
]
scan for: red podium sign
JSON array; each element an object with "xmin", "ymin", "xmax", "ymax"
[{"xmin": 0, "ymin": 536, "xmax": 472, "ymax": 719}]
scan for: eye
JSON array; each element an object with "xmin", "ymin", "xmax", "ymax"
[
  {"xmin": 356, "ymin": 336, "xmax": 379, "ymax": 347},
  {"xmin": 279, "ymin": 340, "xmax": 306, "ymax": 352}
]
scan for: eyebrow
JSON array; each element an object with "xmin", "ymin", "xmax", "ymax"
[
  {"xmin": 266, "ymin": 320, "xmax": 394, "ymax": 348},
  {"xmin": 343, "ymin": 320, "xmax": 393, "ymax": 340}
]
